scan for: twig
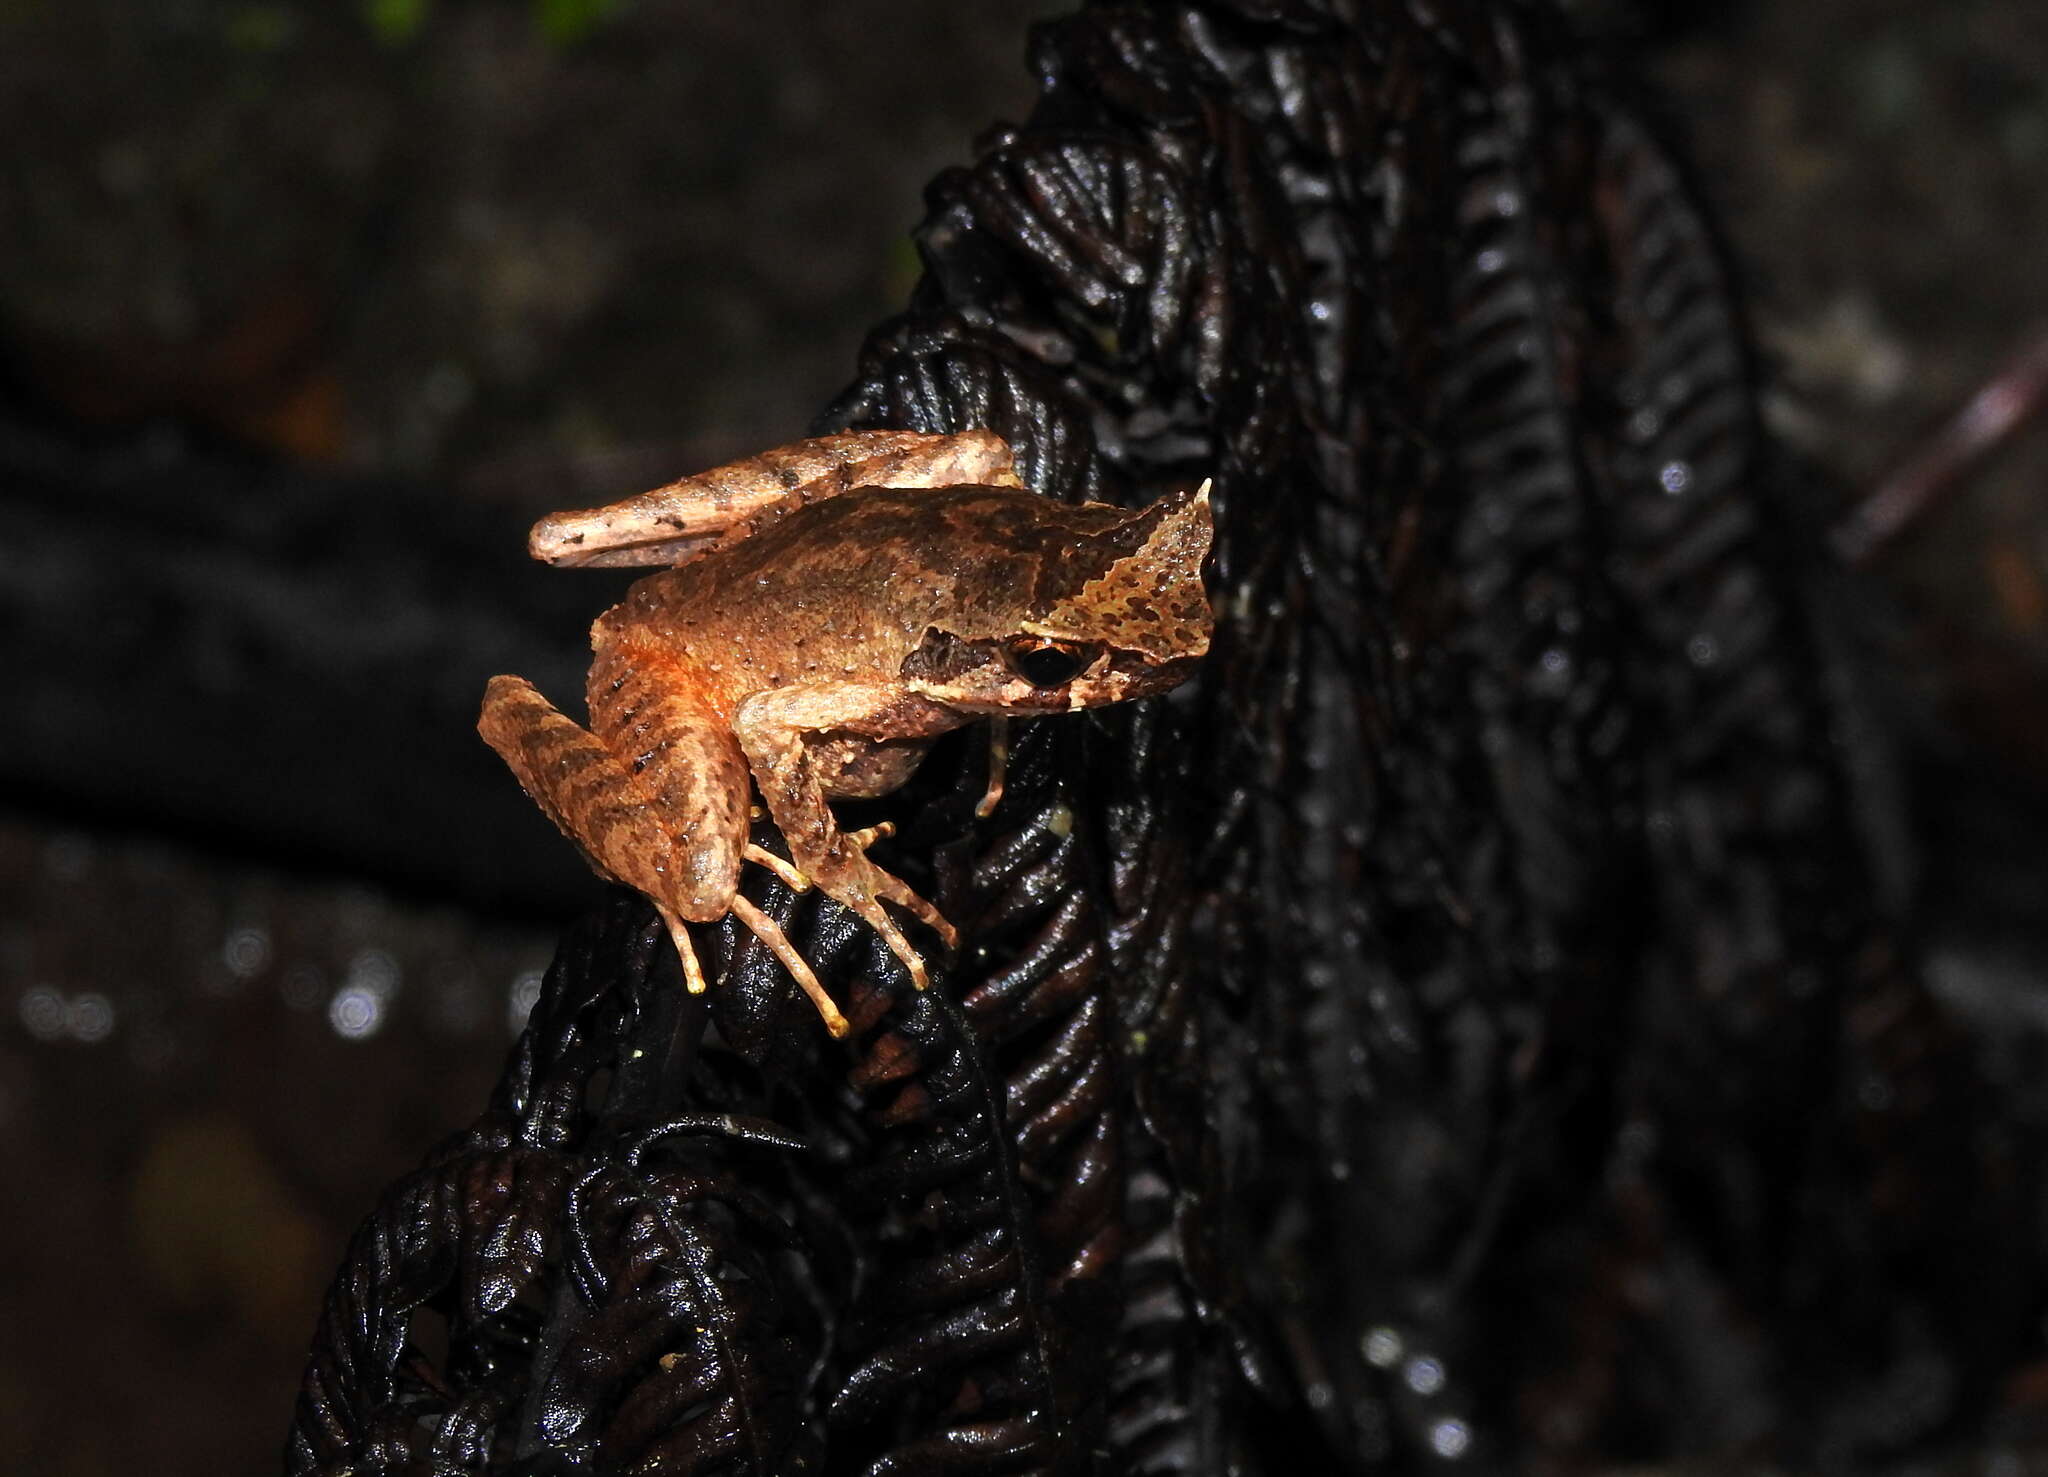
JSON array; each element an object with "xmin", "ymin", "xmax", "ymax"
[{"xmin": 1832, "ymin": 324, "xmax": 2048, "ymax": 564}]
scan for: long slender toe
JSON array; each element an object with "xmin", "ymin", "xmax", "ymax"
[
  {"xmin": 869, "ymin": 870, "xmax": 959, "ymax": 950},
  {"xmin": 730, "ymin": 895, "xmax": 850, "ymax": 1037},
  {"xmin": 742, "ymin": 841, "xmax": 812, "ymax": 893},
  {"xmin": 852, "ymin": 901, "xmax": 932, "ymax": 991},
  {"xmin": 661, "ymin": 911, "xmax": 710, "ymax": 995}
]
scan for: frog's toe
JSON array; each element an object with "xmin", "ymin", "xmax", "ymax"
[
  {"xmin": 842, "ymin": 896, "xmax": 933, "ymax": 991},
  {"xmin": 742, "ymin": 841, "xmax": 811, "ymax": 893},
  {"xmin": 871, "ymin": 870, "xmax": 958, "ymax": 950},
  {"xmin": 730, "ymin": 895, "xmax": 849, "ymax": 1036},
  {"xmin": 888, "ymin": 935, "xmax": 932, "ymax": 992},
  {"xmin": 843, "ymin": 820, "xmax": 896, "ymax": 850},
  {"xmin": 658, "ymin": 909, "xmax": 711, "ymax": 995}
]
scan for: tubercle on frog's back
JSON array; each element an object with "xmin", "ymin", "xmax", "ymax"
[
  {"xmin": 594, "ymin": 571, "xmax": 873, "ymax": 722},
  {"xmin": 483, "ymin": 428, "xmax": 1215, "ymax": 1038},
  {"xmin": 589, "ymin": 623, "xmax": 740, "ymax": 729}
]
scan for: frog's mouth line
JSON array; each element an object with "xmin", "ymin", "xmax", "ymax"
[{"xmin": 904, "ymin": 647, "xmax": 1204, "ymax": 717}]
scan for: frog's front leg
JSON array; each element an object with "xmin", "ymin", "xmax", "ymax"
[
  {"xmin": 479, "ymin": 674, "xmax": 852, "ymax": 1035},
  {"xmin": 731, "ymin": 683, "xmax": 964, "ymax": 991}
]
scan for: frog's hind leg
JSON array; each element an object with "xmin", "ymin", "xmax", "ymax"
[
  {"xmin": 530, "ymin": 428, "xmax": 1023, "ymax": 567},
  {"xmin": 740, "ymin": 841, "xmax": 810, "ymax": 895},
  {"xmin": 727, "ymin": 896, "xmax": 848, "ymax": 1037},
  {"xmin": 586, "ymin": 664, "xmax": 866, "ymax": 1033},
  {"xmin": 829, "ymin": 427, "xmax": 1022, "ymax": 494},
  {"xmin": 479, "ymin": 674, "xmax": 738, "ymax": 998}
]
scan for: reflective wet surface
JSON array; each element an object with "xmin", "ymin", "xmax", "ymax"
[{"xmin": 4, "ymin": 2, "xmax": 2045, "ymax": 1473}]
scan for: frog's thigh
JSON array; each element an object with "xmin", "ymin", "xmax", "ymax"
[
  {"xmin": 590, "ymin": 695, "xmax": 750, "ymax": 918},
  {"xmin": 533, "ymin": 429, "xmax": 1024, "ymax": 567},
  {"xmin": 830, "ymin": 426, "xmax": 1021, "ymax": 492},
  {"xmin": 646, "ymin": 428, "xmax": 1023, "ymax": 533},
  {"xmin": 479, "ymin": 675, "xmax": 736, "ymax": 922},
  {"xmin": 591, "ymin": 429, "xmax": 1019, "ymax": 548},
  {"xmin": 702, "ymin": 428, "xmax": 1020, "ymax": 510}
]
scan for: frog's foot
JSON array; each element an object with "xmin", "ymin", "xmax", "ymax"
[
  {"xmin": 834, "ymin": 825, "xmax": 957, "ymax": 955},
  {"xmin": 729, "ymin": 895, "xmax": 849, "ymax": 1037},
  {"xmin": 842, "ymin": 890, "xmax": 933, "ymax": 992},
  {"xmin": 809, "ymin": 851, "xmax": 956, "ymax": 992},
  {"xmin": 664, "ymin": 889, "xmax": 848, "ymax": 1035},
  {"xmin": 866, "ymin": 866, "xmax": 958, "ymax": 952}
]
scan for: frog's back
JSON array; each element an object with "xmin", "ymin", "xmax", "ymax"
[
  {"xmin": 596, "ymin": 486, "xmax": 1130, "ymax": 696},
  {"xmin": 720, "ymin": 484, "xmax": 1122, "ymax": 580},
  {"xmin": 680, "ymin": 485, "xmax": 1126, "ymax": 621}
]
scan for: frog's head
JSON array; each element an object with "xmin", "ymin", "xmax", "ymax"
[{"xmin": 902, "ymin": 481, "xmax": 1214, "ymax": 715}]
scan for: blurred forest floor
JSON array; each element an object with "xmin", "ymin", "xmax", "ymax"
[{"xmin": 0, "ymin": 2, "xmax": 2043, "ymax": 1473}]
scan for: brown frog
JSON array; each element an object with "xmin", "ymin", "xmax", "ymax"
[{"xmin": 480, "ymin": 428, "xmax": 1213, "ymax": 1036}]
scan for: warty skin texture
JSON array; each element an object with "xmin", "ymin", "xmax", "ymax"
[{"xmin": 480, "ymin": 429, "xmax": 1213, "ymax": 1034}]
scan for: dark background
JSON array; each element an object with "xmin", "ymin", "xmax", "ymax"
[{"xmin": 2, "ymin": 2, "xmax": 2044, "ymax": 1473}]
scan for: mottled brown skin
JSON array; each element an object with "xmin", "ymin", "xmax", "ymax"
[
  {"xmin": 480, "ymin": 429, "xmax": 1213, "ymax": 1036},
  {"xmin": 525, "ymin": 427, "xmax": 1029, "ymax": 570}
]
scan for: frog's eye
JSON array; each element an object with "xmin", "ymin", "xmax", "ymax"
[{"xmin": 1004, "ymin": 637, "xmax": 1097, "ymax": 688}]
